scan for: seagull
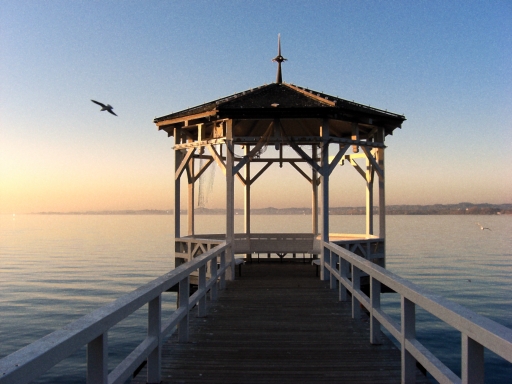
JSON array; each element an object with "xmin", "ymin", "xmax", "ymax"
[
  {"xmin": 91, "ymin": 100, "xmax": 117, "ymax": 116},
  {"xmin": 476, "ymin": 222, "xmax": 491, "ymax": 231}
]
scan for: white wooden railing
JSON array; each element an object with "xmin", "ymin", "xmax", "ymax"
[
  {"xmin": 322, "ymin": 241, "xmax": 512, "ymax": 384},
  {"xmin": 0, "ymin": 242, "xmax": 228, "ymax": 384}
]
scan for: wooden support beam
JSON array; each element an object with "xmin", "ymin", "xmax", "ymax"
[
  {"xmin": 290, "ymin": 162, "xmax": 313, "ymax": 184},
  {"xmin": 249, "ymin": 162, "xmax": 272, "ymax": 185},
  {"xmin": 206, "ymin": 144, "xmax": 227, "ymax": 176},
  {"xmin": 327, "ymin": 144, "xmax": 349, "ymax": 176},
  {"xmin": 192, "ymin": 158, "xmax": 214, "ymax": 183},
  {"xmin": 350, "ymin": 158, "xmax": 367, "ymax": 179},
  {"xmin": 351, "ymin": 122, "xmax": 360, "ymax": 153},
  {"xmin": 289, "ymin": 141, "xmax": 323, "ymax": 175},
  {"xmin": 175, "ymin": 148, "xmax": 196, "ymax": 181},
  {"xmin": 361, "ymin": 146, "xmax": 383, "ymax": 179}
]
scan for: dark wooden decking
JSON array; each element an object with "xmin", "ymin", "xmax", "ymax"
[{"xmin": 133, "ymin": 260, "xmax": 429, "ymax": 383}]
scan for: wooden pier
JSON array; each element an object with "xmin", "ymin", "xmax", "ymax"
[{"xmin": 133, "ymin": 260, "xmax": 429, "ymax": 383}]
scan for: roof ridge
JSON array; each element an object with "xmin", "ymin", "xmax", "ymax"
[{"xmin": 284, "ymin": 83, "xmax": 337, "ymax": 107}]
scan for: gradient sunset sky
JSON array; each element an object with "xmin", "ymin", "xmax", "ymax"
[{"xmin": 1, "ymin": 1, "xmax": 510, "ymax": 214}]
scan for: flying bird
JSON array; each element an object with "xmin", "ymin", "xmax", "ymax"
[
  {"xmin": 476, "ymin": 222, "xmax": 491, "ymax": 231},
  {"xmin": 91, "ymin": 100, "xmax": 117, "ymax": 116}
]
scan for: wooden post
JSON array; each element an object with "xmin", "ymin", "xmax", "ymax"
[
  {"xmin": 225, "ymin": 120, "xmax": 235, "ymax": 280},
  {"xmin": 370, "ymin": 277, "xmax": 381, "ymax": 344},
  {"xmin": 377, "ymin": 127, "xmax": 386, "ymax": 268},
  {"xmin": 312, "ymin": 145, "xmax": 319, "ymax": 237},
  {"xmin": 147, "ymin": 295, "xmax": 162, "ymax": 384},
  {"xmin": 401, "ymin": 297, "xmax": 416, "ymax": 383},
  {"xmin": 244, "ymin": 145, "xmax": 251, "ymax": 262},
  {"xmin": 320, "ymin": 119, "xmax": 330, "ymax": 281},
  {"xmin": 352, "ymin": 265, "xmax": 361, "ymax": 320},
  {"xmin": 462, "ymin": 335, "xmax": 484, "ymax": 384},
  {"xmin": 178, "ymin": 277, "xmax": 189, "ymax": 342},
  {"xmin": 366, "ymin": 153, "xmax": 374, "ymax": 236},
  {"xmin": 174, "ymin": 128, "xmax": 182, "ymax": 240},
  {"xmin": 187, "ymin": 136, "xmax": 195, "ymax": 236},
  {"xmin": 86, "ymin": 333, "xmax": 107, "ymax": 384},
  {"xmin": 377, "ymin": 128, "xmax": 385, "ymax": 240}
]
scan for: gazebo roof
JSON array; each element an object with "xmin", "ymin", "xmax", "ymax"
[{"xmin": 154, "ymin": 82, "xmax": 405, "ymax": 137}]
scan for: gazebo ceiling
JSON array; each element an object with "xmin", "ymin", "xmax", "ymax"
[{"xmin": 154, "ymin": 82, "xmax": 405, "ymax": 140}]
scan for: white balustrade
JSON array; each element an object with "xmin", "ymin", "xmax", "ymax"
[
  {"xmin": 323, "ymin": 241, "xmax": 512, "ymax": 384},
  {"xmin": 0, "ymin": 243, "xmax": 228, "ymax": 384}
]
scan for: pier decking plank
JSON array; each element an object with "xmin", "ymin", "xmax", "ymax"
[{"xmin": 133, "ymin": 260, "xmax": 429, "ymax": 383}]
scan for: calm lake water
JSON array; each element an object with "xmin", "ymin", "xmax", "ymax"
[{"xmin": 1, "ymin": 214, "xmax": 511, "ymax": 382}]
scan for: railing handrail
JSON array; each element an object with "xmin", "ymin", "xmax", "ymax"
[
  {"xmin": 323, "ymin": 240, "xmax": 512, "ymax": 383},
  {"xmin": 0, "ymin": 242, "xmax": 228, "ymax": 384}
]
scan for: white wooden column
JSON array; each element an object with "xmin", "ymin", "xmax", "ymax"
[
  {"xmin": 173, "ymin": 128, "xmax": 182, "ymax": 239},
  {"xmin": 320, "ymin": 119, "xmax": 330, "ymax": 281},
  {"xmin": 225, "ymin": 120, "xmax": 235, "ymax": 280},
  {"xmin": 377, "ymin": 128, "xmax": 385, "ymax": 240},
  {"xmin": 244, "ymin": 145, "xmax": 251, "ymax": 261},
  {"xmin": 366, "ymin": 153, "xmax": 374, "ymax": 236},
  {"xmin": 312, "ymin": 144, "xmax": 319, "ymax": 238},
  {"xmin": 187, "ymin": 138, "xmax": 195, "ymax": 236}
]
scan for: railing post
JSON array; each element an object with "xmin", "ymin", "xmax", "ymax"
[
  {"xmin": 327, "ymin": 248, "xmax": 336, "ymax": 289},
  {"xmin": 330, "ymin": 251, "xmax": 340, "ymax": 289},
  {"xmin": 209, "ymin": 257, "xmax": 218, "ymax": 301},
  {"xmin": 339, "ymin": 257, "xmax": 348, "ymax": 302},
  {"xmin": 401, "ymin": 297, "xmax": 416, "ymax": 384},
  {"xmin": 198, "ymin": 264, "xmax": 207, "ymax": 317},
  {"xmin": 178, "ymin": 276, "xmax": 189, "ymax": 342},
  {"xmin": 351, "ymin": 265, "xmax": 361, "ymax": 320},
  {"xmin": 321, "ymin": 244, "xmax": 331, "ymax": 281},
  {"xmin": 219, "ymin": 251, "xmax": 226, "ymax": 290},
  {"xmin": 462, "ymin": 334, "xmax": 484, "ymax": 384},
  {"xmin": 147, "ymin": 295, "xmax": 162, "ymax": 384},
  {"xmin": 86, "ymin": 333, "xmax": 107, "ymax": 384},
  {"xmin": 370, "ymin": 277, "xmax": 382, "ymax": 344}
]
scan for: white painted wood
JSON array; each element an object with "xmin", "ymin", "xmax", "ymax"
[
  {"xmin": 462, "ymin": 335, "xmax": 484, "ymax": 384},
  {"xmin": 366, "ymin": 154, "xmax": 374, "ymax": 235},
  {"xmin": 225, "ymin": 120, "xmax": 235, "ymax": 280},
  {"xmin": 312, "ymin": 145, "xmax": 319, "ymax": 238},
  {"xmin": 401, "ymin": 297, "xmax": 416, "ymax": 383},
  {"xmin": 370, "ymin": 277, "xmax": 381, "ymax": 345},
  {"xmin": 352, "ymin": 265, "xmax": 361, "ymax": 319},
  {"xmin": 178, "ymin": 277, "xmax": 189, "ymax": 342},
  {"xmin": 0, "ymin": 244, "xmax": 229, "ymax": 384},
  {"xmin": 320, "ymin": 119, "xmax": 330, "ymax": 281},
  {"xmin": 187, "ymin": 147, "xmax": 194, "ymax": 236},
  {"xmin": 244, "ymin": 145, "xmax": 251, "ymax": 237},
  {"xmin": 174, "ymin": 128, "xmax": 182, "ymax": 239},
  {"xmin": 324, "ymin": 240, "xmax": 512, "ymax": 383},
  {"xmin": 147, "ymin": 295, "xmax": 161, "ymax": 384},
  {"xmin": 198, "ymin": 265, "xmax": 207, "ymax": 317},
  {"xmin": 87, "ymin": 333, "xmax": 107, "ymax": 384},
  {"xmin": 351, "ymin": 122, "xmax": 360, "ymax": 153}
]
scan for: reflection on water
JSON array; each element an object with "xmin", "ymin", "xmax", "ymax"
[{"xmin": 1, "ymin": 214, "xmax": 511, "ymax": 382}]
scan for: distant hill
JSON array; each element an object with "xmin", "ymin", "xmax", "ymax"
[{"xmin": 36, "ymin": 203, "xmax": 511, "ymax": 215}]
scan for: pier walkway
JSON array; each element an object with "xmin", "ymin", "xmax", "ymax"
[{"xmin": 133, "ymin": 260, "xmax": 428, "ymax": 383}]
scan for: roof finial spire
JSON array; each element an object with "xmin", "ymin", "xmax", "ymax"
[{"xmin": 272, "ymin": 34, "xmax": 287, "ymax": 84}]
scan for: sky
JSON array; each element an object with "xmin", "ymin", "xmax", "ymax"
[{"xmin": 1, "ymin": 0, "xmax": 511, "ymax": 214}]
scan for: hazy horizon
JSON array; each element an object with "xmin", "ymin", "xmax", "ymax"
[{"xmin": 1, "ymin": 1, "xmax": 511, "ymax": 214}]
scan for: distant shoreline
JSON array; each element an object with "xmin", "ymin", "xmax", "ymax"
[{"xmin": 31, "ymin": 203, "xmax": 511, "ymax": 215}]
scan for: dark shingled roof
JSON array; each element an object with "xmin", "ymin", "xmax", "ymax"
[{"xmin": 154, "ymin": 83, "xmax": 405, "ymax": 132}]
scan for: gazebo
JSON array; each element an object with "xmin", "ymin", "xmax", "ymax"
[{"xmin": 154, "ymin": 37, "xmax": 405, "ymax": 281}]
